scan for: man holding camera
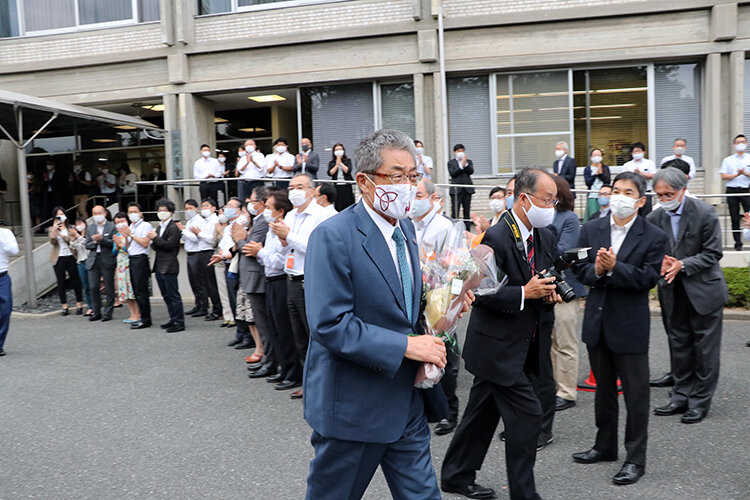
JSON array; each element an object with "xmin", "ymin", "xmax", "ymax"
[
  {"xmin": 441, "ymin": 168, "xmax": 560, "ymax": 500},
  {"xmin": 571, "ymin": 172, "xmax": 667, "ymax": 486}
]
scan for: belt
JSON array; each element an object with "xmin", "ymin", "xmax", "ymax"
[
  {"xmin": 288, "ymin": 274, "xmax": 304, "ymax": 282},
  {"xmin": 726, "ymin": 186, "xmax": 750, "ymax": 192},
  {"xmin": 187, "ymin": 249, "xmax": 213, "ymax": 256},
  {"xmin": 0, "ymin": 271, "xmax": 7, "ymax": 277},
  {"xmin": 265, "ymin": 274, "xmax": 286, "ymax": 283}
]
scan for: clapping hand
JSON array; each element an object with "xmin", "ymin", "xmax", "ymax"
[
  {"xmin": 231, "ymin": 223, "xmax": 248, "ymax": 243},
  {"xmin": 176, "ymin": 222, "xmax": 185, "ymax": 231},
  {"xmin": 92, "ymin": 232, "xmax": 103, "ymax": 242},
  {"xmin": 243, "ymin": 241, "xmax": 262, "ymax": 256},
  {"xmin": 208, "ymin": 253, "xmax": 224, "ymax": 266},
  {"xmin": 119, "ymin": 225, "xmax": 131, "ymax": 237},
  {"xmin": 270, "ymin": 220, "xmax": 290, "ymax": 240},
  {"xmin": 191, "ymin": 225, "xmax": 201, "ymax": 235},
  {"xmin": 595, "ymin": 247, "xmax": 616, "ymax": 275},
  {"xmin": 146, "ymin": 230, "xmax": 157, "ymax": 240},
  {"xmin": 743, "ymin": 212, "xmax": 750, "ymax": 228},
  {"xmin": 661, "ymin": 255, "xmax": 683, "ymax": 284}
]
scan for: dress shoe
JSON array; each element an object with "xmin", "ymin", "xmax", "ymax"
[
  {"xmin": 227, "ymin": 339, "xmax": 242, "ymax": 347},
  {"xmin": 248, "ymin": 368, "xmax": 276, "ymax": 379},
  {"xmin": 160, "ymin": 322, "xmax": 174, "ymax": 329},
  {"xmin": 89, "ymin": 315, "xmax": 102, "ymax": 321},
  {"xmin": 61, "ymin": 309, "xmax": 69, "ymax": 316},
  {"xmin": 650, "ymin": 372, "xmax": 675, "ymax": 387},
  {"xmin": 654, "ymin": 402, "xmax": 688, "ymax": 416},
  {"xmin": 234, "ymin": 342, "xmax": 255, "ymax": 350},
  {"xmin": 290, "ymin": 389, "xmax": 303, "ymax": 400},
  {"xmin": 246, "ymin": 362, "xmax": 263, "ymax": 371},
  {"xmin": 130, "ymin": 320, "xmax": 151, "ymax": 330},
  {"xmin": 101, "ymin": 315, "xmax": 112, "ymax": 322},
  {"xmin": 434, "ymin": 418, "xmax": 457, "ymax": 436},
  {"xmin": 267, "ymin": 373, "xmax": 285, "ymax": 384},
  {"xmin": 224, "ymin": 321, "xmax": 235, "ymax": 328},
  {"xmin": 498, "ymin": 431, "xmax": 506, "ymax": 441},
  {"xmin": 537, "ymin": 432, "xmax": 553, "ymax": 451},
  {"xmin": 0, "ymin": 348, "xmax": 5, "ymax": 356},
  {"xmin": 681, "ymin": 408, "xmax": 708, "ymax": 424},
  {"xmin": 275, "ymin": 380, "xmax": 302, "ymax": 391},
  {"xmin": 184, "ymin": 307, "xmax": 198, "ymax": 315},
  {"xmin": 190, "ymin": 310, "xmax": 207, "ymax": 318},
  {"xmin": 572, "ymin": 448, "xmax": 618, "ymax": 464},
  {"xmin": 166, "ymin": 324, "xmax": 185, "ymax": 333},
  {"xmin": 245, "ymin": 353, "xmax": 263, "ymax": 364},
  {"xmin": 205, "ymin": 313, "xmax": 220, "ymax": 321},
  {"xmin": 613, "ymin": 463, "xmax": 645, "ymax": 485},
  {"xmin": 219, "ymin": 321, "xmax": 229, "ymax": 328},
  {"xmin": 441, "ymin": 482, "xmax": 497, "ymax": 499},
  {"xmin": 555, "ymin": 396, "xmax": 576, "ymax": 411}
]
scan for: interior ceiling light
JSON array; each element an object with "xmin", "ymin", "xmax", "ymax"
[
  {"xmin": 214, "ymin": 117, "xmax": 229, "ymax": 123},
  {"xmin": 92, "ymin": 138, "xmax": 118, "ymax": 143},
  {"xmin": 238, "ymin": 127, "xmax": 266, "ymax": 132},
  {"xmin": 140, "ymin": 104, "xmax": 165, "ymax": 111},
  {"xmin": 248, "ymin": 95, "xmax": 286, "ymax": 103},
  {"xmin": 113, "ymin": 125, "xmax": 138, "ymax": 130}
]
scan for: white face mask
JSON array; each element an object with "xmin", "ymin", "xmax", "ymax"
[
  {"xmin": 591, "ymin": 156, "xmax": 603, "ymax": 164},
  {"xmin": 554, "ymin": 150, "xmax": 565, "ymax": 158},
  {"xmin": 415, "ymin": 147, "xmax": 424, "ymax": 155},
  {"xmin": 610, "ymin": 194, "xmax": 640, "ymax": 219},
  {"xmin": 262, "ymin": 209, "xmax": 276, "ymax": 223},
  {"xmin": 218, "ymin": 214, "xmax": 228, "ymax": 224},
  {"xmin": 128, "ymin": 213, "xmax": 141, "ymax": 223},
  {"xmin": 489, "ymin": 199, "xmax": 505, "ymax": 214},
  {"xmin": 410, "ymin": 198, "xmax": 432, "ymax": 219},
  {"xmin": 455, "ymin": 152, "xmax": 465, "ymax": 160},
  {"xmin": 247, "ymin": 145, "xmax": 255, "ymax": 153},
  {"xmin": 522, "ymin": 194, "xmax": 555, "ymax": 228},
  {"xmin": 57, "ymin": 214, "xmax": 67, "ymax": 223},
  {"xmin": 101, "ymin": 169, "xmax": 109, "ymax": 175},
  {"xmin": 235, "ymin": 215, "xmax": 249, "ymax": 226},
  {"xmin": 73, "ymin": 165, "xmax": 82, "ymax": 172},
  {"xmin": 200, "ymin": 208, "xmax": 212, "ymax": 218},
  {"xmin": 185, "ymin": 209, "xmax": 197, "ymax": 219},
  {"xmin": 223, "ymin": 207, "xmax": 238, "ymax": 219},
  {"xmin": 157, "ymin": 211, "xmax": 171, "ymax": 221},
  {"xmin": 247, "ymin": 202, "xmax": 260, "ymax": 216},
  {"xmin": 218, "ymin": 157, "xmax": 226, "ymax": 164},
  {"xmin": 632, "ymin": 152, "xmax": 644, "ymax": 161},
  {"xmin": 116, "ymin": 222, "xmax": 128, "ymax": 229},
  {"xmin": 334, "ymin": 150, "xmax": 344, "ymax": 157},
  {"xmin": 366, "ymin": 177, "xmax": 415, "ymax": 220},
  {"xmin": 289, "ymin": 189, "xmax": 308, "ymax": 207},
  {"xmin": 659, "ymin": 192, "xmax": 684, "ymax": 211},
  {"xmin": 275, "ymin": 145, "xmax": 287, "ymax": 154},
  {"xmin": 93, "ymin": 214, "xmax": 106, "ymax": 224},
  {"xmin": 673, "ymin": 146, "xmax": 686, "ymax": 156},
  {"xmin": 201, "ymin": 150, "xmax": 211, "ymax": 158},
  {"xmin": 735, "ymin": 143, "xmax": 747, "ymax": 153},
  {"xmin": 238, "ymin": 150, "xmax": 247, "ymax": 157},
  {"xmin": 76, "ymin": 225, "xmax": 86, "ymax": 232}
]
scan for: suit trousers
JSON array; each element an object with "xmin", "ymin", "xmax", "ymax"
[
  {"xmin": 226, "ymin": 270, "xmax": 239, "ymax": 318},
  {"xmin": 533, "ymin": 323, "xmax": 556, "ymax": 438},
  {"xmin": 265, "ymin": 277, "xmax": 300, "ymax": 382},
  {"xmin": 587, "ymin": 343, "xmax": 649, "ymax": 467},
  {"xmin": 53, "ymin": 255, "xmax": 83, "ymax": 304},
  {"xmin": 0, "ymin": 273, "xmax": 12, "ymax": 349},
  {"xmin": 441, "ymin": 376, "xmax": 542, "ymax": 500},
  {"xmin": 669, "ymin": 278, "xmax": 723, "ymax": 412},
  {"xmin": 238, "ymin": 180, "xmax": 264, "ymax": 202},
  {"xmin": 441, "ymin": 333, "xmax": 460, "ymax": 421},
  {"xmin": 128, "ymin": 255, "xmax": 151, "ymax": 323},
  {"xmin": 550, "ymin": 299, "xmax": 580, "ymax": 401},
  {"xmin": 199, "ymin": 182, "xmax": 219, "ymax": 205},
  {"xmin": 188, "ymin": 251, "xmax": 222, "ymax": 315},
  {"xmin": 726, "ymin": 187, "xmax": 750, "ymax": 246},
  {"xmin": 307, "ymin": 388, "xmax": 440, "ymax": 500},
  {"xmin": 88, "ymin": 254, "xmax": 115, "ymax": 318},
  {"xmin": 451, "ymin": 191, "xmax": 472, "ymax": 230},
  {"xmin": 214, "ymin": 261, "xmax": 233, "ymax": 323},
  {"xmin": 155, "ymin": 272, "xmax": 184, "ymax": 326},
  {"xmin": 287, "ymin": 278, "xmax": 309, "ymax": 365}
]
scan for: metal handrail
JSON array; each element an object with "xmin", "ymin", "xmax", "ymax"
[{"xmin": 17, "ymin": 195, "xmax": 109, "ymax": 238}]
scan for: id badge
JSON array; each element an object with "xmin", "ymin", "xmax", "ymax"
[{"xmin": 285, "ymin": 253, "xmax": 295, "ymax": 269}]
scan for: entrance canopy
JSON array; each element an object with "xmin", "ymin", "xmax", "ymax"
[{"xmin": 0, "ymin": 89, "xmax": 163, "ymax": 307}]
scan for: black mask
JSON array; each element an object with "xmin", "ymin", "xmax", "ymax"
[{"xmin": 301, "ymin": 144, "xmax": 310, "ymax": 152}]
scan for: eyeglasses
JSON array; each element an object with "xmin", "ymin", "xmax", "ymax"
[
  {"xmin": 369, "ymin": 172, "xmax": 424, "ymax": 184},
  {"xmin": 527, "ymin": 193, "xmax": 559, "ymax": 207}
]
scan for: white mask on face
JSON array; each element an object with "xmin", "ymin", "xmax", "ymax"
[
  {"xmin": 366, "ymin": 177, "xmax": 415, "ymax": 220},
  {"xmin": 591, "ymin": 156, "xmax": 603, "ymax": 164},
  {"xmin": 289, "ymin": 188, "xmax": 308, "ymax": 207},
  {"xmin": 410, "ymin": 198, "xmax": 432, "ymax": 219},
  {"xmin": 200, "ymin": 209, "xmax": 212, "ymax": 218},
  {"xmin": 247, "ymin": 202, "xmax": 260, "ymax": 216},
  {"xmin": 610, "ymin": 194, "xmax": 640, "ymax": 218},
  {"xmin": 455, "ymin": 152, "xmax": 465, "ymax": 160},
  {"xmin": 238, "ymin": 150, "xmax": 247, "ymax": 157},
  {"xmin": 735, "ymin": 143, "xmax": 747, "ymax": 153},
  {"xmin": 76, "ymin": 225, "xmax": 86, "ymax": 233},
  {"xmin": 235, "ymin": 215, "xmax": 249, "ymax": 227},
  {"xmin": 246, "ymin": 145, "xmax": 255, "ymax": 153},
  {"xmin": 659, "ymin": 192, "xmax": 684, "ymax": 211},
  {"xmin": 57, "ymin": 214, "xmax": 67, "ymax": 223},
  {"xmin": 632, "ymin": 152, "xmax": 644, "ymax": 161},
  {"xmin": 73, "ymin": 165, "xmax": 82, "ymax": 172},
  {"xmin": 218, "ymin": 214, "xmax": 228, "ymax": 224},
  {"xmin": 489, "ymin": 199, "xmax": 506, "ymax": 214},
  {"xmin": 275, "ymin": 145, "xmax": 287, "ymax": 154},
  {"xmin": 116, "ymin": 222, "xmax": 128, "ymax": 229},
  {"xmin": 334, "ymin": 150, "xmax": 344, "ymax": 157},
  {"xmin": 223, "ymin": 207, "xmax": 238, "ymax": 219},
  {"xmin": 262, "ymin": 209, "xmax": 276, "ymax": 223},
  {"xmin": 415, "ymin": 147, "xmax": 424, "ymax": 155},
  {"xmin": 101, "ymin": 169, "xmax": 109, "ymax": 175},
  {"xmin": 157, "ymin": 211, "xmax": 171, "ymax": 221},
  {"xmin": 554, "ymin": 150, "xmax": 565, "ymax": 158},
  {"xmin": 93, "ymin": 214, "xmax": 106, "ymax": 224},
  {"xmin": 128, "ymin": 213, "xmax": 141, "ymax": 223},
  {"xmin": 673, "ymin": 146, "xmax": 686, "ymax": 156},
  {"xmin": 522, "ymin": 194, "xmax": 555, "ymax": 228},
  {"xmin": 201, "ymin": 151, "xmax": 211, "ymax": 158},
  {"xmin": 218, "ymin": 157, "xmax": 226, "ymax": 164},
  {"xmin": 185, "ymin": 209, "xmax": 197, "ymax": 219}
]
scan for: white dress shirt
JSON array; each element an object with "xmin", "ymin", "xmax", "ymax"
[
  {"xmin": 281, "ymin": 201, "xmax": 327, "ymax": 276},
  {"xmin": 362, "ymin": 200, "xmax": 413, "ymax": 283},
  {"xmin": 257, "ymin": 227, "xmax": 286, "ymax": 277},
  {"xmin": 416, "ymin": 154, "xmax": 434, "ymax": 180},
  {"xmin": 218, "ymin": 220, "xmax": 239, "ymax": 256},
  {"xmin": 0, "ymin": 228, "xmax": 19, "ymax": 272},
  {"xmin": 266, "ymin": 152, "xmax": 295, "ymax": 179},
  {"xmin": 120, "ymin": 173, "xmax": 139, "ymax": 194},
  {"xmin": 158, "ymin": 218, "xmax": 171, "ymax": 237},
  {"xmin": 193, "ymin": 157, "xmax": 223, "ymax": 180},
  {"xmin": 57, "ymin": 229, "xmax": 73, "ymax": 257},
  {"xmin": 554, "ymin": 154, "xmax": 567, "ymax": 175},
  {"xmin": 318, "ymin": 203, "xmax": 338, "ymax": 220},
  {"xmin": 744, "ymin": 227, "xmax": 750, "ymax": 241},
  {"xmin": 199, "ymin": 213, "xmax": 220, "ymax": 249},
  {"xmin": 99, "ymin": 173, "xmax": 117, "ymax": 194},
  {"xmin": 128, "ymin": 219, "xmax": 152, "ymax": 255},
  {"xmin": 182, "ymin": 213, "xmax": 209, "ymax": 252},
  {"xmin": 610, "ymin": 214, "xmax": 637, "ymax": 255},
  {"xmin": 660, "ymin": 154, "xmax": 697, "ymax": 179},
  {"xmin": 719, "ymin": 153, "xmax": 750, "ymax": 188},
  {"xmin": 415, "ymin": 207, "xmax": 454, "ymax": 255},
  {"xmin": 510, "ymin": 208, "xmax": 532, "ymax": 310},
  {"xmin": 95, "ymin": 223, "xmax": 105, "ymax": 253},
  {"xmin": 239, "ymin": 151, "xmax": 266, "ymax": 179},
  {"xmin": 622, "ymin": 158, "xmax": 657, "ymax": 191}
]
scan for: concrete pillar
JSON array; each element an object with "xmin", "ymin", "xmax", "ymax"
[
  {"xmin": 729, "ymin": 50, "xmax": 744, "ymax": 139},
  {"xmin": 0, "ymin": 140, "xmax": 18, "ymax": 226},
  {"xmin": 413, "ymin": 73, "xmax": 425, "ymax": 145},
  {"xmin": 178, "ymin": 93, "xmax": 215, "ymax": 200},
  {"xmin": 703, "ymin": 53, "xmax": 725, "ymax": 198},
  {"xmin": 431, "ymin": 71, "xmax": 447, "ymax": 188}
]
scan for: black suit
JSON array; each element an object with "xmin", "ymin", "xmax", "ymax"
[
  {"xmin": 553, "ymin": 156, "xmax": 577, "ymax": 192},
  {"xmin": 152, "ymin": 220, "xmax": 184, "ymax": 327},
  {"xmin": 447, "ymin": 158, "xmax": 475, "ymax": 229},
  {"xmin": 85, "ymin": 221, "xmax": 117, "ymax": 318},
  {"xmin": 327, "ymin": 158, "xmax": 355, "ymax": 211},
  {"xmin": 293, "ymin": 150, "xmax": 319, "ymax": 178},
  {"xmin": 573, "ymin": 215, "xmax": 667, "ymax": 467},
  {"xmin": 442, "ymin": 211, "xmax": 555, "ymax": 500}
]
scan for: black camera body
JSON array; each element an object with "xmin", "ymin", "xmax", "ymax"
[{"xmin": 537, "ymin": 247, "xmax": 590, "ymax": 303}]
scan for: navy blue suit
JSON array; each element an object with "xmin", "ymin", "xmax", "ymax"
[{"xmin": 303, "ymin": 201, "xmax": 440, "ymax": 499}]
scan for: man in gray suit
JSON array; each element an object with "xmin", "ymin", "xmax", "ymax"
[
  {"xmin": 294, "ymin": 137, "xmax": 320, "ymax": 179},
  {"xmin": 648, "ymin": 168, "xmax": 728, "ymax": 424},
  {"xmin": 85, "ymin": 205, "xmax": 117, "ymax": 322}
]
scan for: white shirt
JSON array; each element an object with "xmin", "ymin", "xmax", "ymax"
[
  {"xmin": 490, "ymin": 211, "xmax": 504, "ymax": 227},
  {"xmin": 610, "ymin": 214, "xmax": 637, "ymax": 256},
  {"xmin": 128, "ymin": 219, "xmax": 152, "ymax": 255},
  {"xmin": 0, "ymin": 227, "xmax": 19, "ymax": 272},
  {"xmin": 362, "ymin": 200, "xmax": 413, "ymax": 283},
  {"xmin": 318, "ymin": 203, "xmax": 338, "ymax": 220},
  {"xmin": 218, "ymin": 219, "xmax": 240, "ymax": 255},
  {"xmin": 416, "ymin": 154, "xmax": 434, "ymax": 180},
  {"xmin": 281, "ymin": 201, "xmax": 327, "ymax": 276},
  {"xmin": 193, "ymin": 156, "xmax": 223, "ymax": 180},
  {"xmin": 266, "ymin": 152, "xmax": 295, "ymax": 179},
  {"xmin": 415, "ymin": 207, "xmax": 454, "ymax": 255},
  {"xmin": 200, "ymin": 213, "xmax": 220, "ymax": 249},
  {"xmin": 57, "ymin": 229, "xmax": 73, "ymax": 257},
  {"xmin": 257, "ymin": 227, "xmax": 286, "ymax": 277},
  {"xmin": 120, "ymin": 173, "xmax": 139, "ymax": 194},
  {"xmin": 158, "ymin": 218, "xmax": 171, "ymax": 237},
  {"xmin": 511, "ymin": 208, "xmax": 532, "ymax": 310},
  {"xmin": 182, "ymin": 212, "xmax": 208, "ymax": 253},
  {"xmin": 622, "ymin": 158, "xmax": 657, "ymax": 191},
  {"xmin": 719, "ymin": 153, "xmax": 750, "ymax": 189},
  {"xmin": 99, "ymin": 173, "xmax": 117, "ymax": 194},
  {"xmin": 554, "ymin": 154, "xmax": 567, "ymax": 175},
  {"xmin": 660, "ymin": 154, "xmax": 697, "ymax": 180},
  {"xmin": 95, "ymin": 223, "xmax": 105, "ymax": 253},
  {"xmin": 238, "ymin": 151, "xmax": 266, "ymax": 179},
  {"xmin": 744, "ymin": 228, "xmax": 750, "ymax": 241}
]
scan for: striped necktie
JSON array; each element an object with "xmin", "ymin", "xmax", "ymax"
[
  {"xmin": 392, "ymin": 227, "xmax": 413, "ymax": 323},
  {"xmin": 527, "ymin": 234, "xmax": 535, "ymax": 272}
]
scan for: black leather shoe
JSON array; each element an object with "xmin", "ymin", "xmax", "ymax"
[
  {"xmin": 160, "ymin": 322, "xmax": 174, "ymax": 329},
  {"xmin": 248, "ymin": 368, "xmax": 276, "ymax": 379},
  {"xmin": 234, "ymin": 342, "xmax": 255, "ymax": 350},
  {"xmin": 537, "ymin": 432, "xmax": 553, "ymax": 451},
  {"xmin": 434, "ymin": 419, "xmax": 457, "ymax": 436},
  {"xmin": 613, "ymin": 463, "xmax": 645, "ymax": 485},
  {"xmin": 681, "ymin": 408, "xmax": 708, "ymax": 424},
  {"xmin": 205, "ymin": 313, "xmax": 220, "ymax": 321},
  {"xmin": 166, "ymin": 324, "xmax": 185, "ymax": 333},
  {"xmin": 89, "ymin": 314, "xmax": 102, "ymax": 321},
  {"xmin": 130, "ymin": 320, "xmax": 151, "ymax": 330},
  {"xmin": 0, "ymin": 348, "xmax": 5, "ymax": 356},
  {"xmin": 654, "ymin": 402, "xmax": 688, "ymax": 416},
  {"xmin": 275, "ymin": 380, "xmax": 302, "ymax": 391},
  {"xmin": 441, "ymin": 482, "xmax": 497, "ymax": 499},
  {"xmin": 572, "ymin": 448, "xmax": 618, "ymax": 464},
  {"xmin": 649, "ymin": 372, "xmax": 675, "ymax": 387},
  {"xmin": 267, "ymin": 373, "xmax": 285, "ymax": 383},
  {"xmin": 246, "ymin": 362, "xmax": 263, "ymax": 371},
  {"xmin": 184, "ymin": 307, "xmax": 198, "ymax": 315},
  {"xmin": 498, "ymin": 431, "xmax": 506, "ymax": 441},
  {"xmin": 191, "ymin": 310, "xmax": 207, "ymax": 318},
  {"xmin": 101, "ymin": 316, "xmax": 112, "ymax": 322},
  {"xmin": 227, "ymin": 339, "xmax": 242, "ymax": 347},
  {"xmin": 555, "ymin": 396, "xmax": 576, "ymax": 411}
]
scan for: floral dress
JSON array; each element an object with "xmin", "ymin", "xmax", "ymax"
[{"xmin": 116, "ymin": 240, "xmax": 135, "ymax": 302}]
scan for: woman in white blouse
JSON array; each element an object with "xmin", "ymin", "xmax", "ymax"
[{"xmin": 48, "ymin": 207, "xmax": 83, "ymax": 316}]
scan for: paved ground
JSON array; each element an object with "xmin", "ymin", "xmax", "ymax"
[{"xmin": 0, "ymin": 306, "xmax": 748, "ymax": 500}]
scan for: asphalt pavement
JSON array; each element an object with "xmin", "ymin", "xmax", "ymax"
[{"xmin": 0, "ymin": 306, "xmax": 748, "ymax": 499}]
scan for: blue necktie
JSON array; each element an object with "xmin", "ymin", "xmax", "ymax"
[{"xmin": 392, "ymin": 227, "xmax": 413, "ymax": 323}]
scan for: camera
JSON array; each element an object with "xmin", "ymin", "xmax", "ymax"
[{"xmin": 538, "ymin": 247, "xmax": 590, "ymax": 303}]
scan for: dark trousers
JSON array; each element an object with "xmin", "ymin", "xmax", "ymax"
[
  {"xmin": 274, "ymin": 179, "xmax": 290, "ymax": 190},
  {"xmin": 726, "ymin": 187, "xmax": 750, "ymax": 246},
  {"xmin": 88, "ymin": 255, "xmax": 115, "ymax": 318},
  {"xmin": 187, "ymin": 251, "xmax": 221, "ymax": 314},
  {"xmin": 451, "ymin": 190, "xmax": 472, "ymax": 230},
  {"xmin": 129, "ymin": 255, "xmax": 151, "ymax": 323},
  {"xmin": 234, "ymin": 319, "xmax": 252, "ymax": 344},
  {"xmin": 441, "ymin": 376, "xmax": 542, "ymax": 500},
  {"xmin": 155, "ymin": 272, "xmax": 184, "ymax": 326},
  {"xmin": 266, "ymin": 277, "xmax": 300, "ymax": 382},
  {"xmin": 287, "ymin": 278, "xmax": 309, "ymax": 366},
  {"xmin": 307, "ymin": 388, "xmax": 440, "ymax": 500},
  {"xmin": 533, "ymin": 323, "xmax": 556, "ymax": 437},
  {"xmin": 238, "ymin": 180, "xmax": 264, "ymax": 201},
  {"xmin": 442, "ymin": 333, "xmax": 460, "ymax": 422},
  {"xmin": 199, "ymin": 182, "xmax": 219, "ymax": 204},
  {"xmin": 0, "ymin": 273, "xmax": 12, "ymax": 349},
  {"xmin": 587, "ymin": 343, "xmax": 649, "ymax": 467},
  {"xmin": 226, "ymin": 269, "xmax": 239, "ymax": 318},
  {"xmin": 669, "ymin": 279, "xmax": 723, "ymax": 412},
  {"xmin": 53, "ymin": 255, "xmax": 82, "ymax": 304},
  {"xmin": 77, "ymin": 262, "xmax": 91, "ymax": 308}
]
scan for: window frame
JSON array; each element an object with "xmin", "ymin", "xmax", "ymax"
[{"xmin": 196, "ymin": 0, "xmax": 351, "ymax": 16}]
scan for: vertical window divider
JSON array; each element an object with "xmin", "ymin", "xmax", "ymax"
[
  {"xmin": 568, "ymin": 68, "xmax": 575, "ymax": 159},
  {"xmin": 372, "ymin": 81, "xmax": 381, "ymax": 130},
  {"xmin": 489, "ymin": 73, "xmax": 498, "ymax": 176},
  {"xmin": 647, "ymin": 63, "xmax": 656, "ymax": 163}
]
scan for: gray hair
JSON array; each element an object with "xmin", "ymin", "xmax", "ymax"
[
  {"xmin": 555, "ymin": 141, "xmax": 569, "ymax": 151},
  {"xmin": 292, "ymin": 172, "xmax": 315, "ymax": 188},
  {"xmin": 653, "ymin": 167, "xmax": 688, "ymax": 191},
  {"xmin": 421, "ymin": 179, "xmax": 436, "ymax": 196},
  {"xmin": 354, "ymin": 129, "xmax": 417, "ymax": 175},
  {"xmin": 673, "ymin": 137, "xmax": 687, "ymax": 145},
  {"xmin": 515, "ymin": 167, "xmax": 553, "ymax": 197}
]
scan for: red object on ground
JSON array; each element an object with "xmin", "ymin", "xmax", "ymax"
[{"xmin": 577, "ymin": 368, "xmax": 622, "ymax": 394}]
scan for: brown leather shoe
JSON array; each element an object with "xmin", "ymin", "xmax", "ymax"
[{"xmin": 290, "ymin": 389, "xmax": 303, "ymax": 400}]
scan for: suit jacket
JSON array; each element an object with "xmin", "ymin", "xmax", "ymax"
[
  {"xmin": 573, "ymin": 215, "xmax": 668, "ymax": 354},
  {"xmin": 151, "ymin": 220, "xmax": 181, "ymax": 275},
  {"xmin": 647, "ymin": 197, "xmax": 728, "ymax": 315},
  {"xmin": 462, "ymin": 211, "xmax": 555, "ymax": 387},
  {"xmin": 447, "ymin": 158, "xmax": 475, "ymax": 195},
  {"xmin": 49, "ymin": 226, "xmax": 75, "ymax": 265},
  {"xmin": 237, "ymin": 216, "xmax": 269, "ymax": 294},
  {"xmin": 85, "ymin": 221, "xmax": 116, "ymax": 270},
  {"xmin": 590, "ymin": 207, "xmax": 610, "ymax": 220},
  {"xmin": 553, "ymin": 156, "xmax": 577, "ymax": 190},
  {"xmin": 294, "ymin": 150, "xmax": 320, "ymax": 178},
  {"xmin": 327, "ymin": 158, "xmax": 354, "ymax": 181},
  {"xmin": 303, "ymin": 201, "xmax": 422, "ymax": 443}
]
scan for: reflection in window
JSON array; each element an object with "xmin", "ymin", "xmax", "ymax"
[
  {"xmin": 0, "ymin": 0, "xmax": 20, "ymax": 38},
  {"xmin": 24, "ymin": 0, "xmax": 76, "ymax": 32},
  {"xmin": 78, "ymin": 0, "xmax": 132, "ymax": 25},
  {"xmin": 448, "ymin": 76, "xmax": 492, "ymax": 175},
  {"xmin": 380, "ymin": 83, "xmax": 415, "ymax": 140},
  {"xmin": 198, "ymin": 0, "xmax": 231, "ymax": 15},
  {"xmin": 138, "ymin": 0, "xmax": 160, "ymax": 22},
  {"xmin": 654, "ymin": 64, "xmax": 701, "ymax": 169}
]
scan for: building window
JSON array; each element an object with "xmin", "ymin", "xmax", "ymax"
[
  {"xmin": 379, "ymin": 83, "xmax": 415, "ymax": 140},
  {"xmin": 654, "ymin": 63, "xmax": 702, "ymax": 169},
  {"xmin": 198, "ymin": 0, "xmax": 351, "ymax": 15},
  {"xmin": 448, "ymin": 76, "xmax": 493, "ymax": 176},
  {"xmin": 0, "ymin": 0, "xmax": 20, "ymax": 37}
]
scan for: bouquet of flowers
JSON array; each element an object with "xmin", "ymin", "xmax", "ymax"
[{"xmin": 415, "ymin": 222, "xmax": 505, "ymax": 388}]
